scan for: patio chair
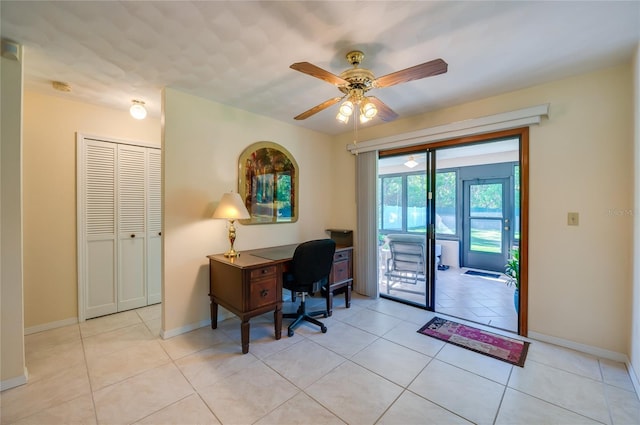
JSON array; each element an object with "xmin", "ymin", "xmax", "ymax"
[{"xmin": 384, "ymin": 234, "xmax": 427, "ymax": 295}]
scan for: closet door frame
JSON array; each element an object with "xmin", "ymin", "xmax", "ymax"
[{"xmin": 77, "ymin": 133, "xmax": 160, "ymax": 322}]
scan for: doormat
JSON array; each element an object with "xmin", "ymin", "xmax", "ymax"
[
  {"xmin": 464, "ymin": 270, "xmax": 500, "ymax": 279},
  {"xmin": 418, "ymin": 317, "xmax": 529, "ymax": 367}
]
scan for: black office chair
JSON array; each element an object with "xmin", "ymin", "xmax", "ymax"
[{"xmin": 283, "ymin": 239, "xmax": 336, "ymax": 337}]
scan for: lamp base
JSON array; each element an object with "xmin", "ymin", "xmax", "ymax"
[
  {"xmin": 224, "ymin": 220, "xmax": 240, "ymax": 257},
  {"xmin": 223, "ymin": 249, "xmax": 240, "ymax": 258}
]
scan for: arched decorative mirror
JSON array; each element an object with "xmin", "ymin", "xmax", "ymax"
[{"xmin": 238, "ymin": 141, "xmax": 298, "ymax": 224}]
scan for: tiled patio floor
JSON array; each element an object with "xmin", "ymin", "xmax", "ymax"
[{"xmin": 380, "ymin": 266, "xmax": 518, "ymax": 333}]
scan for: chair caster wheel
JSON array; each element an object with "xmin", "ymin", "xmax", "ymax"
[
  {"xmin": 321, "ymin": 326, "xmax": 327, "ymax": 333},
  {"xmin": 287, "ymin": 329, "xmax": 294, "ymax": 337}
]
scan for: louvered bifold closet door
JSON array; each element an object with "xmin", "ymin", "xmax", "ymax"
[
  {"xmin": 84, "ymin": 140, "xmax": 118, "ymax": 319},
  {"xmin": 117, "ymin": 144, "xmax": 147, "ymax": 311},
  {"xmin": 146, "ymin": 148, "xmax": 162, "ymax": 304}
]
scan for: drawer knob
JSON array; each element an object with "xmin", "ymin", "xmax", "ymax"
[{"xmin": 260, "ymin": 289, "xmax": 269, "ymax": 297}]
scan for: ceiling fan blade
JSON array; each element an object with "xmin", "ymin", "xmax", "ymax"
[
  {"xmin": 290, "ymin": 62, "xmax": 348, "ymax": 86},
  {"xmin": 369, "ymin": 97, "xmax": 399, "ymax": 122},
  {"xmin": 294, "ymin": 97, "xmax": 343, "ymax": 120},
  {"xmin": 374, "ymin": 58, "xmax": 448, "ymax": 88}
]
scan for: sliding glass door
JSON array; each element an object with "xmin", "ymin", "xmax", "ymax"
[
  {"xmin": 376, "ymin": 135, "xmax": 524, "ymax": 335},
  {"xmin": 378, "ymin": 152, "xmax": 436, "ymax": 309}
]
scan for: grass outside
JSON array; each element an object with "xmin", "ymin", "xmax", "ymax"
[{"xmin": 470, "ymin": 229, "xmax": 501, "ymax": 253}]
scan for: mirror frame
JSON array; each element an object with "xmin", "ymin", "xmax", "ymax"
[{"xmin": 238, "ymin": 141, "xmax": 299, "ymax": 224}]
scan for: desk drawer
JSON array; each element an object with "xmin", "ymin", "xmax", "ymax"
[
  {"xmin": 249, "ymin": 277, "xmax": 278, "ymax": 309},
  {"xmin": 250, "ymin": 265, "xmax": 276, "ymax": 279},
  {"xmin": 333, "ymin": 250, "xmax": 351, "ymax": 262},
  {"xmin": 331, "ymin": 261, "xmax": 350, "ymax": 283}
]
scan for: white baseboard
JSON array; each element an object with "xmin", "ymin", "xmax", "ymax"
[
  {"xmin": 529, "ymin": 331, "xmax": 640, "ymax": 401},
  {"xmin": 24, "ymin": 317, "xmax": 78, "ymax": 335},
  {"xmin": 161, "ymin": 319, "xmax": 211, "ymax": 339},
  {"xmin": 528, "ymin": 331, "xmax": 629, "ymax": 363},
  {"xmin": 160, "ymin": 309, "xmax": 234, "ymax": 339},
  {"xmin": 627, "ymin": 361, "xmax": 640, "ymax": 400},
  {"xmin": 0, "ymin": 367, "xmax": 28, "ymax": 391}
]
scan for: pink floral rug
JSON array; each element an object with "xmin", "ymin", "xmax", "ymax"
[{"xmin": 418, "ymin": 317, "xmax": 530, "ymax": 367}]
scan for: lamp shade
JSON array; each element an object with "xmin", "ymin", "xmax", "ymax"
[{"xmin": 213, "ymin": 192, "xmax": 250, "ymax": 220}]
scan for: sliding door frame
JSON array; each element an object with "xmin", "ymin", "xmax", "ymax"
[{"xmin": 380, "ymin": 127, "xmax": 529, "ymax": 336}]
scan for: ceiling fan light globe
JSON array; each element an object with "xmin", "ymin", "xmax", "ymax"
[
  {"xmin": 362, "ymin": 102, "xmax": 377, "ymax": 119},
  {"xmin": 359, "ymin": 114, "xmax": 372, "ymax": 124},
  {"xmin": 336, "ymin": 112, "xmax": 350, "ymax": 124},
  {"xmin": 339, "ymin": 100, "xmax": 354, "ymax": 117}
]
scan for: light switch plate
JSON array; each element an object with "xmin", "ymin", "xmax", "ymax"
[{"xmin": 568, "ymin": 212, "xmax": 579, "ymax": 226}]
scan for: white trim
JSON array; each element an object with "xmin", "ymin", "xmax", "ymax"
[
  {"xmin": 529, "ymin": 331, "xmax": 628, "ymax": 363},
  {"xmin": 24, "ymin": 317, "xmax": 78, "ymax": 335},
  {"xmin": 347, "ymin": 104, "xmax": 549, "ymax": 154},
  {"xmin": 0, "ymin": 368, "xmax": 28, "ymax": 391},
  {"xmin": 160, "ymin": 308, "xmax": 234, "ymax": 339},
  {"xmin": 530, "ymin": 331, "xmax": 640, "ymax": 400},
  {"xmin": 76, "ymin": 133, "xmax": 86, "ymax": 322},
  {"xmin": 628, "ymin": 362, "xmax": 640, "ymax": 400},
  {"xmin": 161, "ymin": 319, "xmax": 212, "ymax": 340},
  {"xmin": 78, "ymin": 132, "xmax": 160, "ymax": 149},
  {"xmin": 530, "ymin": 331, "xmax": 640, "ymax": 401}
]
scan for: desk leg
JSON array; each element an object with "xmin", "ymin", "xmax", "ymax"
[
  {"xmin": 326, "ymin": 290, "xmax": 334, "ymax": 317},
  {"xmin": 241, "ymin": 319, "xmax": 250, "ymax": 354},
  {"xmin": 210, "ymin": 300, "xmax": 218, "ymax": 329},
  {"xmin": 274, "ymin": 304, "xmax": 282, "ymax": 340}
]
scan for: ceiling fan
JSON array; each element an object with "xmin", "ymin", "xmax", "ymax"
[{"xmin": 290, "ymin": 50, "xmax": 447, "ymax": 124}]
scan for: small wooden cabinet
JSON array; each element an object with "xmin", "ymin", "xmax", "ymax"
[{"xmin": 325, "ymin": 246, "xmax": 354, "ymax": 316}]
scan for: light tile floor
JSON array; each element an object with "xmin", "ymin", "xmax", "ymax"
[{"xmin": 3, "ymin": 295, "xmax": 639, "ymax": 425}]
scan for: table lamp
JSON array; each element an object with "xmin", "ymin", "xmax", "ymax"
[{"xmin": 212, "ymin": 192, "xmax": 250, "ymax": 257}]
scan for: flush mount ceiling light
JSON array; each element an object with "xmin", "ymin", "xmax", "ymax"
[
  {"xmin": 404, "ymin": 156, "xmax": 418, "ymax": 168},
  {"xmin": 129, "ymin": 100, "xmax": 147, "ymax": 120}
]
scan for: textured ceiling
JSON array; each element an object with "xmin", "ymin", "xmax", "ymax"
[{"xmin": 1, "ymin": 1, "xmax": 639, "ymax": 136}]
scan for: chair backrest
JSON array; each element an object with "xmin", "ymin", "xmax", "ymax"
[
  {"xmin": 386, "ymin": 234, "xmax": 426, "ymax": 272},
  {"xmin": 291, "ymin": 239, "xmax": 336, "ymax": 288}
]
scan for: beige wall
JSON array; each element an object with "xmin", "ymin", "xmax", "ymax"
[
  {"xmin": 632, "ymin": 45, "xmax": 640, "ymax": 386},
  {"xmin": 1, "ymin": 50, "xmax": 26, "ymax": 387},
  {"xmin": 162, "ymin": 88, "xmax": 335, "ymax": 334},
  {"xmin": 22, "ymin": 91, "xmax": 160, "ymax": 328},
  {"xmin": 333, "ymin": 63, "xmax": 634, "ymax": 355}
]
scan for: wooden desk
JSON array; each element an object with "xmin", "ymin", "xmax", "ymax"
[{"xmin": 207, "ymin": 243, "xmax": 353, "ymax": 354}]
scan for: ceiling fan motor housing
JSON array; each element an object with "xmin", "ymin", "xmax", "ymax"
[{"xmin": 338, "ymin": 68, "xmax": 375, "ymax": 95}]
